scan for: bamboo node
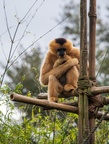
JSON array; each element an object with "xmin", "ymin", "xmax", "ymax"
[
  {"xmin": 88, "ymin": 12, "xmax": 97, "ymax": 18},
  {"xmin": 78, "ymin": 76, "xmax": 96, "ymax": 90}
]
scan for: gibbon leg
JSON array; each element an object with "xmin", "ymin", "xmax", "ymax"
[
  {"xmin": 48, "ymin": 75, "xmax": 63, "ymax": 102},
  {"xmin": 64, "ymin": 66, "xmax": 79, "ymax": 92}
]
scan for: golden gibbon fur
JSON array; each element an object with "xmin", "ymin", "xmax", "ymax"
[{"xmin": 39, "ymin": 38, "xmax": 80, "ymax": 102}]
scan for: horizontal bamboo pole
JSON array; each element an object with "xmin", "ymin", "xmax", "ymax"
[
  {"xmin": 37, "ymin": 90, "xmax": 77, "ymax": 99},
  {"xmin": 37, "ymin": 91, "xmax": 77, "ymax": 99},
  {"xmin": 10, "ymin": 93, "xmax": 109, "ymax": 120},
  {"xmin": 91, "ymin": 86, "xmax": 109, "ymax": 95},
  {"xmin": 38, "ymin": 86, "xmax": 109, "ymax": 99},
  {"xmin": 62, "ymin": 101, "xmax": 78, "ymax": 106},
  {"xmin": 97, "ymin": 112, "xmax": 109, "ymax": 120},
  {"xmin": 10, "ymin": 93, "xmax": 78, "ymax": 113},
  {"xmin": 38, "ymin": 93, "xmax": 109, "ymax": 106}
]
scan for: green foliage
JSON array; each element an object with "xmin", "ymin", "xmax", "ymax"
[
  {"xmin": 96, "ymin": 119, "xmax": 109, "ymax": 144},
  {"xmin": 0, "ymin": 45, "xmax": 47, "ymax": 120},
  {"xmin": 1, "ymin": 85, "xmax": 109, "ymax": 144},
  {"xmin": 0, "ymin": 84, "xmax": 12, "ymax": 94},
  {"xmin": 14, "ymin": 83, "xmax": 23, "ymax": 94},
  {"xmin": 96, "ymin": 10, "xmax": 109, "ymax": 86},
  {"xmin": 0, "ymin": 88, "xmax": 78, "ymax": 144}
]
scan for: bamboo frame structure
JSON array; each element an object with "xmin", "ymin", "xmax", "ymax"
[
  {"xmin": 38, "ymin": 93, "xmax": 109, "ymax": 105},
  {"xmin": 78, "ymin": 0, "xmax": 89, "ymax": 143},
  {"xmin": 37, "ymin": 86, "xmax": 109, "ymax": 99},
  {"xmin": 10, "ymin": 93, "xmax": 109, "ymax": 120},
  {"xmin": 88, "ymin": 0, "xmax": 97, "ymax": 143}
]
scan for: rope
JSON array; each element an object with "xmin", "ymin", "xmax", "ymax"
[
  {"xmin": 78, "ymin": 76, "xmax": 97, "ymax": 90},
  {"xmin": 78, "ymin": 77, "xmax": 109, "ymax": 143},
  {"xmin": 82, "ymin": 107, "xmax": 109, "ymax": 144}
]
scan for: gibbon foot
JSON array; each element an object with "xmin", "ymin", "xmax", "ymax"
[
  {"xmin": 48, "ymin": 97, "xmax": 58, "ymax": 102},
  {"xmin": 64, "ymin": 84, "xmax": 75, "ymax": 92},
  {"xmin": 58, "ymin": 85, "xmax": 64, "ymax": 93}
]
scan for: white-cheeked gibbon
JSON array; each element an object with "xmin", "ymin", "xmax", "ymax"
[{"xmin": 39, "ymin": 38, "xmax": 80, "ymax": 102}]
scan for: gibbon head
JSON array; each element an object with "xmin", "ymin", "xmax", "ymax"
[{"xmin": 49, "ymin": 38, "xmax": 73, "ymax": 57}]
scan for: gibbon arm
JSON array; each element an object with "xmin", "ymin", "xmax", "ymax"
[
  {"xmin": 40, "ymin": 58, "xmax": 78, "ymax": 86},
  {"xmin": 53, "ymin": 55, "xmax": 71, "ymax": 68},
  {"xmin": 69, "ymin": 47, "xmax": 80, "ymax": 61}
]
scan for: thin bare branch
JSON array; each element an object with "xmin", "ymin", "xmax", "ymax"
[
  {"xmin": 10, "ymin": 0, "xmax": 46, "ymax": 60},
  {"xmin": 0, "ymin": 38, "xmax": 7, "ymax": 61},
  {"xmin": 1, "ymin": 0, "xmax": 45, "ymax": 86},
  {"xmin": 3, "ymin": 0, "xmax": 12, "ymax": 41},
  {"xmin": 20, "ymin": 0, "xmax": 38, "ymax": 23},
  {"xmin": 7, "ymin": 17, "xmax": 67, "ymax": 70}
]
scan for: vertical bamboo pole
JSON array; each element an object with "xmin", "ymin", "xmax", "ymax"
[
  {"xmin": 78, "ymin": 0, "xmax": 89, "ymax": 143},
  {"xmin": 89, "ymin": 0, "xmax": 97, "ymax": 80},
  {"xmin": 88, "ymin": 0, "xmax": 97, "ymax": 143},
  {"xmin": 78, "ymin": 93, "xmax": 84, "ymax": 144}
]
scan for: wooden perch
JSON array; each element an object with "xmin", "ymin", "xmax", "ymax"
[
  {"xmin": 10, "ymin": 93, "xmax": 78, "ymax": 113},
  {"xmin": 97, "ymin": 112, "xmax": 109, "ymax": 120},
  {"xmin": 37, "ymin": 91, "xmax": 77, "ymax": 99},
  {"xmin": 37, "ymin": 86, "xmax": 109, "ymax": 99},
  {"xmin": 37, "ymin": 90, "xmax": 77, "ymax": 99},
  {"xmin": 37, "ymin": 92, "xmax": 109, "ymax": 106},
  {"xmin": 10, "ymin": 93, "xmax": 109, "ymax": 120},
  {"xmin": 91, "ymin": 86, "xmax": 109, "ymax": 95}
]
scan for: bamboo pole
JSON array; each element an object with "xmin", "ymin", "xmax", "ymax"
[
  {"xmin": 37, "ymin": 90, "xmax": 77, "ymax": 99},
  {"xmin": 38, "ymin": 93, "xmax": 109, "ymax": 107},
  {"xmin": 89, "ymin": 0, "xmax": 97, "ymax": 81},
  {"xmin": 10, "ymin": 93, "xmax": 78, "ymax": 113},
  {"xmin": 78, "ymin": 0, "xmax": 89, "ymax": 143},
  {"xmin": 88, "ymin": 0, "xmax": 97, "ymax": 143},
  {"xmin": 96, "ymin": 112, "xmax": 109, "ymax": 120},
  {"xmin": 10, "ymin": 93, "xmax": 109, "ymax": 121},
  {"xmin": 38, "ymin": 86, "xmax": 109, "ymax": 99},
  {"xmin": 91, "ymin": 86, "xmax": 109, "ymax": 95}
]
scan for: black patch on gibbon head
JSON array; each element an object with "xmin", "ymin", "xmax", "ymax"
[{"xmin": 55, "ymin": 38, "xmax": 67, "ymax": 45}]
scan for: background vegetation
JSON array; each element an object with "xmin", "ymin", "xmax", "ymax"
[{"xmin": 0, "ymin": 0, "xmax": 109, "ymax": 143}]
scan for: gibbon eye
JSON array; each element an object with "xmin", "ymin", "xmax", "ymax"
[{"xmin": 57, "ymin": 48, "xmax": 66, "ymax": 52}]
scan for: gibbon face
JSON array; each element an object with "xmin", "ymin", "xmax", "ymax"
[
  {"xmin": 57, "ymin": 48, "xmax": 66, "ymax": 57},
  {"xmin": 49, "ymin": 38, "xmax": 73, "ymax": 57}
]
